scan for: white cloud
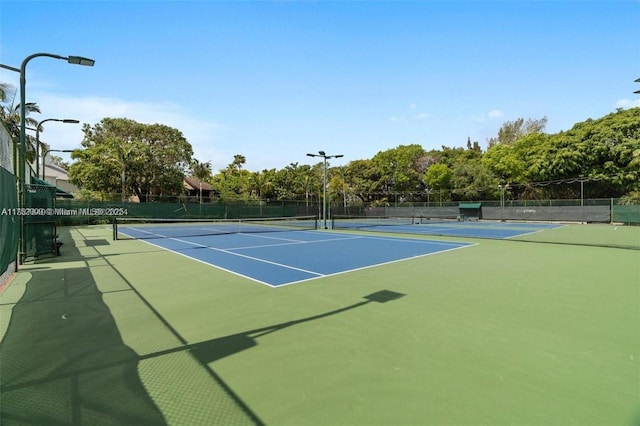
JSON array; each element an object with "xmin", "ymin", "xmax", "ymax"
[
  {"xmin": 488, "ymin": 109, "xmax": 504, "ymax": 119},
  {"xmin": 28, "ymin": 92, "xmax": 229, "ymax": 169},
  {"xmin": 390, "ymin": 108, "xmax": 428, "ymax": 122},
  {"xmin": 472, "ymin": 109, "xmax": 504, "ymax": 122},
  {"xmin": 615, "ymin": 98, "xmax": 640, "ymax": 109}
]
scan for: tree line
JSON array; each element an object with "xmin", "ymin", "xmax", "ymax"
[
  {"xmin": 1, "ymin": 83, "xmax": 638, "ymax": 206},
  {"xmin": 69, "ymin": 108, "xmax": 639, "ymax": 205}
]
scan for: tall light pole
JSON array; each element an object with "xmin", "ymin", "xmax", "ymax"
[
  {"xmin": 19, "ymin": 54, "xmax": 94, "ymax": 188},
  {"xmin": 41, "ymin": 149, "xmax": 74, "ymax": 180},
  {"xmin": 18, "ymin": 52, "xmax": 94, "ymax": 263},
  {"xmin": 35, "ymin": 118, "xmax": 79, "ymax": 178},
  {"xmin": 579, "ymin": 174, "xmax": 585, "ymax": 224},
  {"xmin": 498, "ymin": 184, "xmax": 504, "ymax": 221},
  {"xmin": 307, "ymin": 151, "xmax": 344, "ymax": 229},
  {"xmin": 498, "ymin": 183, "xmax": 509, "ymax": 221}
]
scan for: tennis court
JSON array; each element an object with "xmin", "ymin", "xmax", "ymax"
[
  {"xmin": 1, "ymin": 219, "xmax": 638, "ymax": 425},
  {"xmin": 332, "ymin": 216, "xmax": 564, "ymax": 239},
  {"xmin": 114, "ymin": 217, "xmax": 472, "ymax": 286}
]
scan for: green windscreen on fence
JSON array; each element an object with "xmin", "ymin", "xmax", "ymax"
[
  {"xmin": 52, "ymin": 199, "xmax": 303, "ymax": 225},
  {"xmin": 613, "ymin": 204, "xmax": 640, "ymax": 224},
  {"xmin": 0, "ymin": 167, "xmax": 18, "ymax": 275}
]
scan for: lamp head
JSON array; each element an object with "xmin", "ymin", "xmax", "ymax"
[
  {"xmin": 67, "ymin": 56, "xmax": 95, "ymax": 66},
  {"xmin": 318, "ymin": 150, "xmax": 326, "ymax": 156}
]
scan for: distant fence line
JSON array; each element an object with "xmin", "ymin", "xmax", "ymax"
[
  {"xmin": 42, "ymin": 197, "xmax": 640, "ymax": 225},
  {"xmin": 365, "ymin": 205, "xmax": 633, "ymax": 224}
]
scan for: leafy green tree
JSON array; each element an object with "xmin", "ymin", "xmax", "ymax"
[
  {"xmin": 251, "ymin": 169, "xmax": 276, "ymax": 202},
  {"xmin": 487, "ymin": 117, "xmax": 548, "ymax": 148},
  {"xmin": 63, "ymin": 108, "xmax": 639, "ymax": 205},
  {"xmin": 371, "ymin": 144, "xmax": 428, "ymax": 199},
  {"xmin": 482, "ymin": 143, "xmax": 526, "ymax": 183},
  {"xmin": 342, "ymin": 159, "xmax": 382, "ymax": 203},
  {"xmin": 423, "ymin": 163, "xmax": 453, "ymax": 203},
  {"xmin": 49, "ymin": 154, "xmax": 70, "ymax": 171},
  {"xmin": 212, "ymin": 155, "xmax": 256, "ymax": 202},
  {"xmin": 328, "ymin": 171, "xmax": 349, "ymax": 209},
  {"xmin": 450, "ymin": 159, "xmax": 497, "ymax": 201},
  {"xmin": 69, "ymin": 118, "xmax": 193, "ymax": 201},
  {"xmin": 271, "ymin": 162, "xmax": 317, "ymax": 201},
  {"xmin": 466, "ymin": 137, "xmax": 482, "ymax": 152}
]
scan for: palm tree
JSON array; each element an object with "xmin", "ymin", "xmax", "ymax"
[
  {"xmin": 0, "ymin": 95, "xmax": 41, "ymax": 162},
  {"xmin": 230, "ymin": 154, "xmax": 246, "ymax": 171},
  {"xmin": 0, "ymin": 82, "xmax": 15, "ymax": 103},
  {"xmin": 190, "ymin": 160, "xmax": 212, "ymax": 181},
  {"xmin": 250, "ymin": 170, "xmax": 275, "ymax": 214}
]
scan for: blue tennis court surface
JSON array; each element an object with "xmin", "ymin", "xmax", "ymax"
[
  {"xmin": 333, "ymin": 219, "xmax": 564, "ymax": 239},
  {"xmin": 117, "ymin": 229, "xmax": 472, "ymax": 287}
]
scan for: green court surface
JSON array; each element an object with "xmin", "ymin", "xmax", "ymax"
[{"xmin": 1, "ymin": 224, "xmax": 639, "ymax": 425}]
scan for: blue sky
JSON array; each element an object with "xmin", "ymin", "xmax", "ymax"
[{"xmin": 1, "ymin": 0, "xmax": 639, "ymax": 173}]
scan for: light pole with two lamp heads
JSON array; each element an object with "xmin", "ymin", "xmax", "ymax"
[{"xmin": 306, "ymin": 151, "xmax": 344, "ymax": 229}]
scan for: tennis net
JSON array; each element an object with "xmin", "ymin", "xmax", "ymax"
[
  {"xmin": 331, "ymin": 215, "xmax": 417, "ymax": 230},
  {"xmin": 113, "ymin": 216, "xmax": 318, "ymax": 240},
  {"xmin": 331, "ymin": 214, "xmax": 461, "ymax": 230}
]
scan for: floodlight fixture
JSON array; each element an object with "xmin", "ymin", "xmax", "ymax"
[{"xmin": 67, "ymin": 56, "xmax": 95, "ymax": 66}]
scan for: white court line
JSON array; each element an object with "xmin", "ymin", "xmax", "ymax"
[
  {"xmin": 504, "ymin": 224, "xmax": 567, "ymax": 239},
  {"xmin": 171, "ymin": 237, "xmax": 325, "ymax": 277},
  {"xmin": 221, "ymin": 233, "xmax": 366, "ymax": 250},
  {"xmin": 276, "ymin": 243, "xmax": 476, "ymax": 288},
  {"xmin": 337, "ymin": 232, "xmax": 468, "ymax": 246},
  {"xmin": 119, "ymin": 230, "xmax": 474, "ymax": 287},
  {"xmin": 130, "ymin": 237, "xmax": 278, "ymax": 286}
]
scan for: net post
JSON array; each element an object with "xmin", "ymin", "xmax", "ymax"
[{"xmin": 112, "ymin": 216, "xmax": 117, "ymax": 240}]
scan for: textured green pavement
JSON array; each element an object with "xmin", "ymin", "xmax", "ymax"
[{"xmin": 1, "ymin": 225, "xmax": 638, "ymax": 425}]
